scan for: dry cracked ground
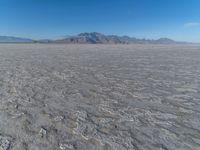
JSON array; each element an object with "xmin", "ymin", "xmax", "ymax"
[{"xmin": 0, "ymin": 44, "xmax": 200, "ymax": 150}]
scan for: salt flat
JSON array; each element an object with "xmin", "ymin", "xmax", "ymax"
[{"xmin": 0, "ymin": 44, "xmax": 200, "ymax": 150}]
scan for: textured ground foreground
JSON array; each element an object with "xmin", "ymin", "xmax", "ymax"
[{"xmin": 0, "ymin": 44, "xmax": 200, "ymax": 150}]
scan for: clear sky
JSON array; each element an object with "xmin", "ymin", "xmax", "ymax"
[{"xmin": 0, "ymin": 0, "xmax": 200, "ymax": 42}]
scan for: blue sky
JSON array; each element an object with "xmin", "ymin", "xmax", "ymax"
[{"xmin": 0, "ymin": 0, "xmax": 200, "ymax": 42}]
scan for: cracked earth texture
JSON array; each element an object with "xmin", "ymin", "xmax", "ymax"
[{"xmin": 0, "ymin": 44, "xmax": 200, "ymax": 150}]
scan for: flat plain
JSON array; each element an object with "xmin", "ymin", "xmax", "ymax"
[{"xmin": 0, "ymin": 44, "xmax": 200, "ymax": 150}]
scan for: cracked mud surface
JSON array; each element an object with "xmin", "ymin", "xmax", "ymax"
[{"xmin": 0, "ymin": 44, "xmax": 200, "ymax": 150}]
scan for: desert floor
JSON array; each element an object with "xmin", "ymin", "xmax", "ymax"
[{"xmin": 0, "ymin": 44, "xmax": 200, "ymax": 150}]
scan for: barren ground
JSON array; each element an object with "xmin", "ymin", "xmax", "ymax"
[{"xmin": 0, "ymin": 44, "xmax": 200, "ymax": 150}]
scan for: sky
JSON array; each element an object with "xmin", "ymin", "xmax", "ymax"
[{"xmin": 0, "ymin": 0, "xmax": 200, "ymax": 42}]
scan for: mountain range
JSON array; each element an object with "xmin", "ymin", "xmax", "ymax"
[
  {"xmin": 0, "ymin": 32, "xmax": 188, "ymax": 44},
  {"xmin": 0, "ymin": 36, "xmax": 33, "ymax": 43}
]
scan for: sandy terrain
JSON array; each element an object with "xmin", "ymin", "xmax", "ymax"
[{"xmin": 0, "ymin": 44, "xmax": 200, "ymax": 150}]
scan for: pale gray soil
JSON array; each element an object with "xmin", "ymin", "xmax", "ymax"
[{"xmin": 0, "ymin": 44, "xmax": 200, "ymax": 150}]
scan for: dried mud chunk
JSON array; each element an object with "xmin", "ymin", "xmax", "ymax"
[
  {"xmin": 54, "ymin": 116, "xmax": 64, "ymax": 122},
  {"xmin": 0, "ymin": 135, "xmax": 11, "ymax": 150},
  {"xmin": 59, "ymin": 143, "xmax": 74, "ymax": 150},
  {"xmin": 39, "ymin": 127, "xmax": 47, "ymax": 138}
]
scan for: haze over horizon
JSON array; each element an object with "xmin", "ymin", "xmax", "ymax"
[{"xmin": 0, "ymin": 0, "xmax": 200, "ymax": 42}]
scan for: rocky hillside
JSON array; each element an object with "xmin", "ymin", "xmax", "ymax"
[{"xmin": 56, "ymin": 32, "xmax": 180, "ymax": 44}]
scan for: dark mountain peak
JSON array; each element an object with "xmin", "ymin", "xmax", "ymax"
[{"xmin": 78, "ymin": 32, "xmax": 105, "ymax": 37}]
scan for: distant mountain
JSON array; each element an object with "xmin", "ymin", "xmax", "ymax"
[
  {"xmin": 154, "ymin": 38, "xmax": 176, "ymax": 44},
  {"xmin": 0, "ymin": 33, "xmax": 188, "ymax": 44},
  {"xmin": 37, "ymin": 39, "xmax": 54, "ymax": 43},
  {"xmin": 56, "ymin": 32, "xmax": 124, "ymax": 44},
  {"xmin": 55, "ymin": 32, "xmax": 183, "ymax": 44},
  {"xmin": 0, "ymin": 36, "xmax": 33, "ymax": 43}
]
